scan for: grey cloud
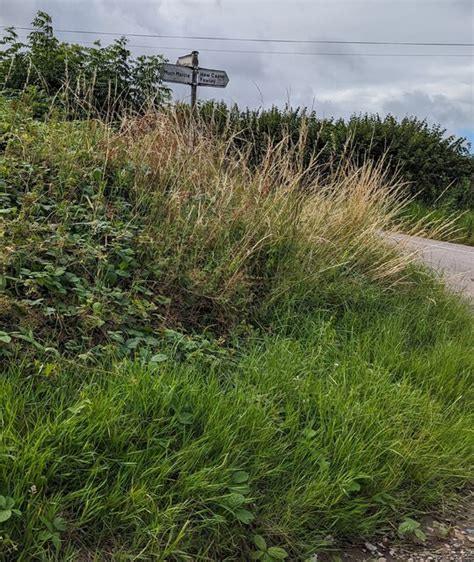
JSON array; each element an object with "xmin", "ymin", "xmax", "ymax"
[
  {"xmin": 0, "ymin": 0, "xmax": 472, "ymax": 133},
  {"xmin": 383, "ymin": 90, "xmax": 473, "ymax": 131}
]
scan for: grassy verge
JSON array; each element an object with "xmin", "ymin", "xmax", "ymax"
[
  {"xmin": 0, "ymin": 97, "xmax": 473, "ymax": 560},
  {"xmin": 0, "ymin": 98, "xmax": 414, "ymax": 359}
]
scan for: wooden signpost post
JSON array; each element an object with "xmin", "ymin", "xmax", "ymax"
[{"xmin": 161, "ymin": 51, "xmax": 229, "ymax": 108}]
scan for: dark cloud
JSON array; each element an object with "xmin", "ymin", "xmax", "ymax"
[
  {"xmin": 1, "ymin": 0, "xmax": 472, "ymax": 133},
  {"xmin": 383, "ymin": 90, "xmax": 473, "ymax": 131}
]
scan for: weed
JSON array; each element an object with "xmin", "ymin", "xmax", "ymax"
[
  {"xmin": 398, "ymin": 518, "xmax": 426, "ymax": 542},
  {"xmin": 252, "ymin": 535, "xmax": 288, "ymax": 560}
]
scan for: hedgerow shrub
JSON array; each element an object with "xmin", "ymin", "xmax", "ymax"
[{"xmin": 0, "ymin": 11, "xmax": 170, "ymax": 117}]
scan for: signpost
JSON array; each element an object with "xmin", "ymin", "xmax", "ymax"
[
  {"xmin": 160, "ymin": 51, "xmax": 229, "ymax": 108},
  {"xmin": 177, "ymin": 51, "xmax": 199, "ymax": 68}
]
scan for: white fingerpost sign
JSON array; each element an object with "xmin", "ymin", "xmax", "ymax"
[{"xmin": 160, "ymin": 51, "xmax": 229, "ymax": 108}]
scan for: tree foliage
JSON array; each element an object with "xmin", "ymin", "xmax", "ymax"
[{"xmin": 0, "ymin": 11, "xmax": 170, "ymax": 116}]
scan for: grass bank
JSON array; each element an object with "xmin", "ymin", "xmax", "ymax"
[
  {"xmin": 0, "ymin": 97, "xmax": 473, "ymax": 560},
  {"xmin": 0, "ymin": 97, "xmax": 417, "ymax": 359},
  {"xmin": 2, "ymin": 283, "xmax": 473, "ymax": 560}
]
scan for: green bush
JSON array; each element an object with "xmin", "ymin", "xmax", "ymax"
[{"xmin": 0, "ymin": 11, "xmax": 170, "ymax": 117}]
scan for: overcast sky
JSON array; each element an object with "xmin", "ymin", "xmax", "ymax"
[{"xmin": 1, "ymin": 0, "xmax": 473, "ymax": 145}]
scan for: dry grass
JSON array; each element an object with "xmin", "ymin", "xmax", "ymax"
[
  {"xmin": 1, "ymin": 100, "xmax": 451, "ymax": 355},
  {"xmin": 119, "ymin": 110, "xmax": 469, "ymax": 317},
  {"xmin": 115, "ymin": 111, "xmax": 423, "ymax": 299}
]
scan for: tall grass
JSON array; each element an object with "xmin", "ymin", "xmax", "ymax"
[
  {"xmin": 1, "ymin": 101, "xmax": 434, "ymax": 357},
  {"xmin": 119, "ymin": 112, "xmax": 415, "ymax": 285},
  {"xmin": 400, "ymin": 202, "xmax": 474, "ymax": 246}
]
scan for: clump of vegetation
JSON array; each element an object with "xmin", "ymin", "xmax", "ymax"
[
  {"xmin": 196, "ymin": 101, "xmax": 473, "ymax": 208},
  {"xmin": 1, "ymin": 95, "xmax": 425, "ymax": 360},
  {"xmin": 401, "ymin": 202, "xmax": 474, "ymax": 246},
  {"xmin": 0, "ymin": 11, "xmax": 170, "ymax": 117}
]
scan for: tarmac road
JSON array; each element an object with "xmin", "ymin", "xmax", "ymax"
[{"xmin": 389, "ymin": 232, "xmax": 474, "ymax": 300}]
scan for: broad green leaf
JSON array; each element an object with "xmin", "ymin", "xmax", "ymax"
[
  {"xmin": 303, "ymin": 428, "xmax": 317, "ymax": 439},
  {"xmin": 267, "ymin": 546, "xmax": 288, "ymax": 559},
  {"xmin": 177, "ymin": 411, "xmax": 193, "ymax": 425},
  {"xmin": 0, "ymin": 332, "xmax": 11, "ymax": 344},
  {"xmin": 345, "ymin": 481, "xmax": 361, "ymax": 493},
  {"xmin": 231, "ymin": 470, "xmax": 249, "ymax": 484},
  {"xmin": 226, "ymin": 493, "xmax": 246, "ymax": 507},
  {"xmin": 0, "ymin": 509, "xmax": 12, "ymax": 522},
  {"xmin": 398, "ymin": 517, "xmax": 421, "ymax": 535},
  {"xmin": 4, "ymin": 497, "xmax": 14, "ymax": 509},
  {"xmin": 254, "ymin": 534, "xmax": 267, "ymax": 551},
  {"xmin": 150, "ymin": 353, "xmax": 168, "ymax": 363},
  {"xmin": 235, "ymin": 508, "xmax": 254, "ymax": 524},
  {"xmin": 38, "ymin": 530, "xmax": 52, "ymax": 542},
  {"xmin": 53, "ymin": 517, "xmax": 66, "ymax": 531},
  {"xmin": 52, "ymin": 533, "xmax": 61, "ymax": 549}
]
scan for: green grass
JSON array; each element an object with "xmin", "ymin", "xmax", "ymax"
[
  {"xmin": 1, "ymin": 279, "xmax": 473, "ymax": 560},
  {"xmin": 401, "ymin": 202, "xmax": 474, "ymax": 246}
]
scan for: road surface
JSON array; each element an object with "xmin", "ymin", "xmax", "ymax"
[{"xmin": 389, "ymin": 233, "xmax": 474, "ymax": 300}]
